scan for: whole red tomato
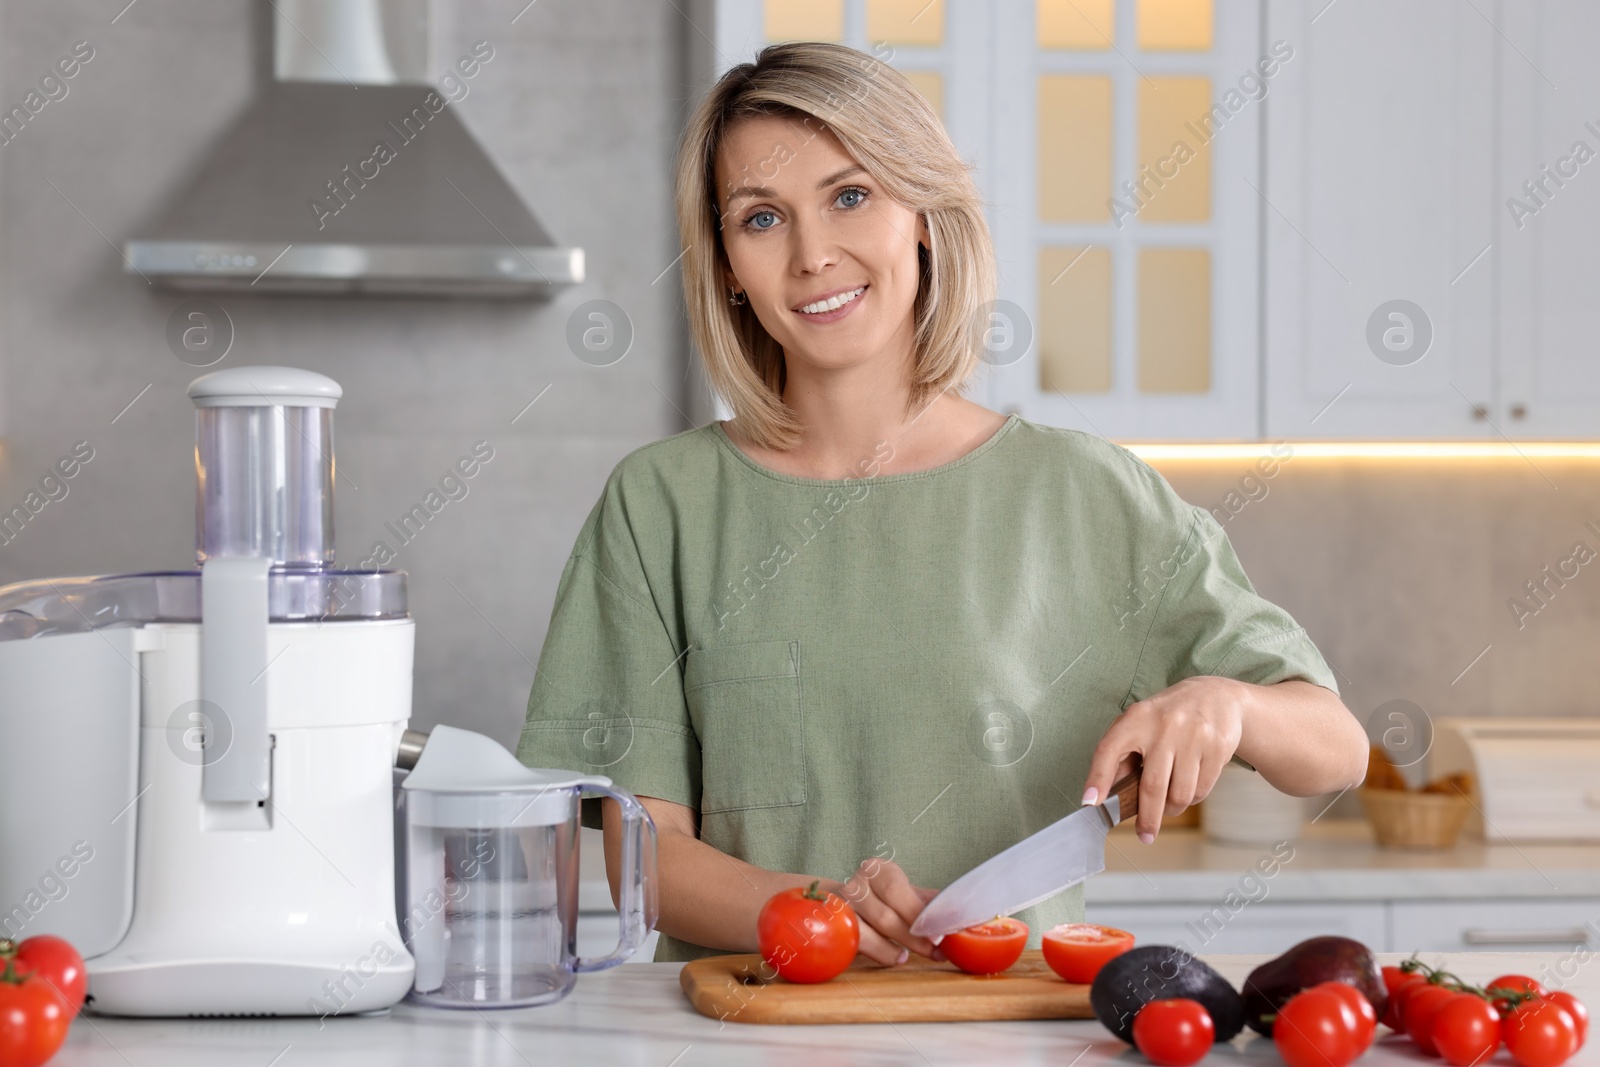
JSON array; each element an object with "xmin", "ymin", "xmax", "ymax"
[
  {"xmin": 0, "ymin": 976, "xmax": 70, "ymax": 1067},
  {"xmin": 1313, "ymin": 980, "xmax": 1378, "ymax": 1051},
  {"xmin": 1433, "ymin": 992, "xmax": 1502, "ymax": 1067},
  {"xmin": 1041, "ymin": 923, "xmax": 1135, "ymax": 984},
  {"xmin": 757, "ymin": 879, "xmax": 860, "ymax": 984},
  {"xmin": 1407, "ymin": 984, "xmax": 1462, "ymax": 1055},
  {"xmin": 1503, "ymin": 999, "xmax": 1580, "ymax": 1067},
  {"xmin": 1544, "ymin": 992, "xmax": 1588, "ymax": 1048},
  {"xmin": 939, "ymin": 918, "xmax": 1028, "ymax": 976},
  {"xmin": 1275, "ymin": 987, "xmax": 1363, "ymax": 1067},
  {"xmin": 3, "ymin": 938, "xmax": 86, "ymax": 1019},
  {"xmin": 1133, "ymin": 998, "xmax": 1215, "ymax": 1067}
]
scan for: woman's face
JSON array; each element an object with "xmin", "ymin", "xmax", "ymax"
[{"xmin": 714, "ymin": 113, "xmax": 928, "ymax": 379}]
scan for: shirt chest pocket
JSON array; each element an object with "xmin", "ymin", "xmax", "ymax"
[{"xmin": 683, "ymin": 638, "xmax": 806, "ymax": 815}]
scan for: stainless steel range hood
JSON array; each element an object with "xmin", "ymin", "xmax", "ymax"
[{"xmin": 124, "ymin": 0, "xmax": 582, "ymax": 298}]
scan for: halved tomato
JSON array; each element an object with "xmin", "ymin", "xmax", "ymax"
[
  {"xmin": 1041, "ymin": 923, "xmax": 1136, "ymax": 984},
  {"xmin": 939, "ymin": 917, "xmax": 1028, "ymax": 975}
]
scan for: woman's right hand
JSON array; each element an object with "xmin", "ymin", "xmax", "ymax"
[{"xmin": 818, "ymin": 856, "xmax": 944, "ymax": 966}]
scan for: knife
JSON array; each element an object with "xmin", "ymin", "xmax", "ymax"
[{"xmin": 908, "ymin": 770, "xmax": 1142, "ymax": 941}]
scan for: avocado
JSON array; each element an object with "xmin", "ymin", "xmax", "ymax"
[
  {"xmin": 1090, "ymin": 945, "xmax": 1246, "ymax": 1043},
  {"xmin": 1241, "ymin": 936, "xmax": 1387, "ymax": 1036}
]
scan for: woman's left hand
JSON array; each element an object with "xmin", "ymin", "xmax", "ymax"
[{"xmin": 1079, "ymin": 675, "xmax": 1250, "ymax": 843}]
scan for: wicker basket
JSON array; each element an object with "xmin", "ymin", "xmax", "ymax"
[{"xmin": 1359, "ymin": 787, "xmax": 1471, "ymax": 849}]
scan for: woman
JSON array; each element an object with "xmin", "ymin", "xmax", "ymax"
[{"xmin": 517, "ymin": 42, "xmax": 1368, "ymax": 966}]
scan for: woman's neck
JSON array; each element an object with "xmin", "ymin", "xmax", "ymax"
[{"xmin": 725, "ymin": 385, "xmax": 1006, "ymax": 481}]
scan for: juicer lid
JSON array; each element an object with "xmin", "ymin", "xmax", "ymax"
[
  {"xmin": 188, "ymin": 366, "xmax": 342, "ymax": 409},
  {"xmin": 401, "ymin": 724, "xmax": 614, "ymax": 795}
]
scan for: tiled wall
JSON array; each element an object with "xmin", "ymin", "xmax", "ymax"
[{"xmin": 1152, "ymin": 454, "xmax": 1600, "ymax": 736}]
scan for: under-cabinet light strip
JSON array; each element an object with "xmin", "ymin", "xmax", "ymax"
[{"xmin": 1123, "ymin": 442, "xmax": 1600, "ymax": 460}]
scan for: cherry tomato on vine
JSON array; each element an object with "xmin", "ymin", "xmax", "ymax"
[
  {"xmin": 938, "ymin": 917, "xmax": 1028, "ymax": 976},
  {"xmin": 1040, "ymin": 923, "xmax": 1135, "ymax": 984},
  {"xmin": 1491, "ymin": 975, "xmax": 1548, "ymax": 997},
  {"xmin": 1489, "ymin": 975, "xmax": 1549, "ymax": 1014},
  {"xmin": 1503, "ymin": 1000, "xmax": 1580, "ymax": 1067},
  {"xmin": 1407, "ymin": 985, "xmax": 1462, "ymax": 1055},
  {"xmin": 1433, "ymin": 992, "xmax": 1501, "ymax": 1067},
  {"xmin": 1380, "ymin": 965, "xmax": 1411, "ymax": 992},
  {"xmin": 1544, "ymin": 992, "xmax": 1587, "ymax": 1048},
  {"xmin": 756, "ymin": 879, "xmax": 860, "ymax": 984},
  {"xmin": 1133, "ymin": 998, "xmax": 1214, "ymax": 1066},
  {"xmin": 1385, "ymin": 972, "xmax": 1430, "ymax": 1031},
  {"xmin": 1381, "ymin": 965, "xmax": 1416, "ymax": 1004}
]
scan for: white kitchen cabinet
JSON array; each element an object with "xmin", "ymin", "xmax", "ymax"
[
  {"xmin": 1262, "ymin": 0, "xmax": 1497, "ymax": 439},
  {"xmin": 1086, "ymin": 902, "xmax": 1388, "ymax": 953},
  {"xmin": 1496, "ymin": 2, "xmax": 1600, "ymax": 437},
  {"xmin": 1391, "ymin": 898, "xmax": 1598, "ymax": 954},
  {"xmin": 691, "ymin": 2, "xmax": 1600, "ymax": 441},
  {"xmin": 1087, "ymin": 897, "xmax": 1600, "ymax": 954}
]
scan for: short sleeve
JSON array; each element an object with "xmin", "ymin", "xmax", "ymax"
[
  {"xmin": 516, "ymin": 482, "xmax": 700, "ymax": 831},
  {"xmin": 1124, "ymin": 504, "xmax": 1340, "ymax": 773}
]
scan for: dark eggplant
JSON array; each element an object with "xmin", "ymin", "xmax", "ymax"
[
  {"xmin": 1241, "ymin": 935, "xmax": 1387, "ymax": 1036},
  {"xmin": 1090, "ymin": 945, "xmax": 1246, "ymax": 1043}
]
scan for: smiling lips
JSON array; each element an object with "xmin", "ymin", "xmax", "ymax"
[{"xmin": 794, "ymin": 285, "xmax": 867, "ymax": 321}]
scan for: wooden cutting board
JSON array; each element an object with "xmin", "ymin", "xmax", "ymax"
[{"xmin": 679, "ymin": 950, "xmax": 1095, "ymax": 1025}]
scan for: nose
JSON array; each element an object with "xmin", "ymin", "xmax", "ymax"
[{"xmin": 788, "ymin": 211, "xmax": 839, "ymax": 276}]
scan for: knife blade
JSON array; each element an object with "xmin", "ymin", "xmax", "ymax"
[{"xmin": 908, "ymin": 770, "xmax": 1142, "ymax": 941}]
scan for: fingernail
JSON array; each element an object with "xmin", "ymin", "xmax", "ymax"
[
  {"xmin": 896, "ymin": 948, "xmax": 909, "ymax": 965},
  {"xmin": 932, "ymin": 946, "xmax": 946, "ymax": 963},
  {"xmin": 1138, "ymin": 831, "xmax": 1155, "ymax": 845},
  {"xmin": 1081, "ymin": 786, "xmax": 1099, "ymax": 805}
]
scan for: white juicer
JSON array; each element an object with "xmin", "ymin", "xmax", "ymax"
[{"xmin": 0, "ymin": 366, "xmax": 415, "ymax": 1016}]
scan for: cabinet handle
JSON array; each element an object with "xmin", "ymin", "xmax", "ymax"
[
  {"xmin": 1471, "ymin": 405, "xmax": 1488, "ymax": 421},
  {"xmin": 1510, "ymin": 403, "xmax": 1527, "ymax": 419},
  {"xmin": 1463, "ymin": 927, "xmax": 1589, "ymax": 946}
]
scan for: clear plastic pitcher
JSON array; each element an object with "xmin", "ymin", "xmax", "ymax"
[{"xmin": 398, "ymin": 725, "xmax": 657, "ymax": 1009}]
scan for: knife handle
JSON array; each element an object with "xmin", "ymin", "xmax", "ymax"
[{"xmin": 1108, "ymin": 770, "xmax": 1140, "ymax": 825}]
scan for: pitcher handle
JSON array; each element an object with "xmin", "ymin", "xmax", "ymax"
[{"xmin": 572, "ymin": 782, "xmax": 658, "ymax": 972}]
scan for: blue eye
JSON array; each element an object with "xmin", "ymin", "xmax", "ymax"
[
  {"xmin": 836, "ymin": 187, "xmax": 867, "ymax": 209},
  {"xmin": 745, "ymin": 210, "xmax": 777, "ymax": 230}
]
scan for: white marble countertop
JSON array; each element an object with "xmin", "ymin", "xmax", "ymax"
[
  {"xmin": 1089, "ymin": 820, "xmax": 1600, "ymax": 903},
  {"xmin": 57, "ymin": 952, "xmax": 1600, "ymax": 1066}
]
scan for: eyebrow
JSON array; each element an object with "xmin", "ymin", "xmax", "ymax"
[{"xmin": 722, "ymin": 164, "xmax": 868, "ymax": 206}]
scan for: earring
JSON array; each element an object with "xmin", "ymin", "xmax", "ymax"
[{"xmin": 728, "ymin": 288, "xmax": 747, "ymax": 306}]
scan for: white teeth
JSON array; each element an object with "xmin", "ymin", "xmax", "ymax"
[{"xmin": 799, "ymin": 286, "xmax": 865, "ymax": 315}]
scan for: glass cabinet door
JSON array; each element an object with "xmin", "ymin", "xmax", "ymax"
[{"xmin": 988, "ymin": 0, "xmax": 1264, "ymax": 440}]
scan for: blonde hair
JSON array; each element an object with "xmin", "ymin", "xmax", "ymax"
[{"xmin": 675, "ymin": 41, "xmax": 996, "ymax": 451}]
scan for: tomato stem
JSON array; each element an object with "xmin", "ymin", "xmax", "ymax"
[
  {"xmin": 1398, "ymin": 955, "xmax": 1543, "ymax": 1010},
  {"xmin": 802, "ymin": 879, "xmax": 829, "ymax": 902}
]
